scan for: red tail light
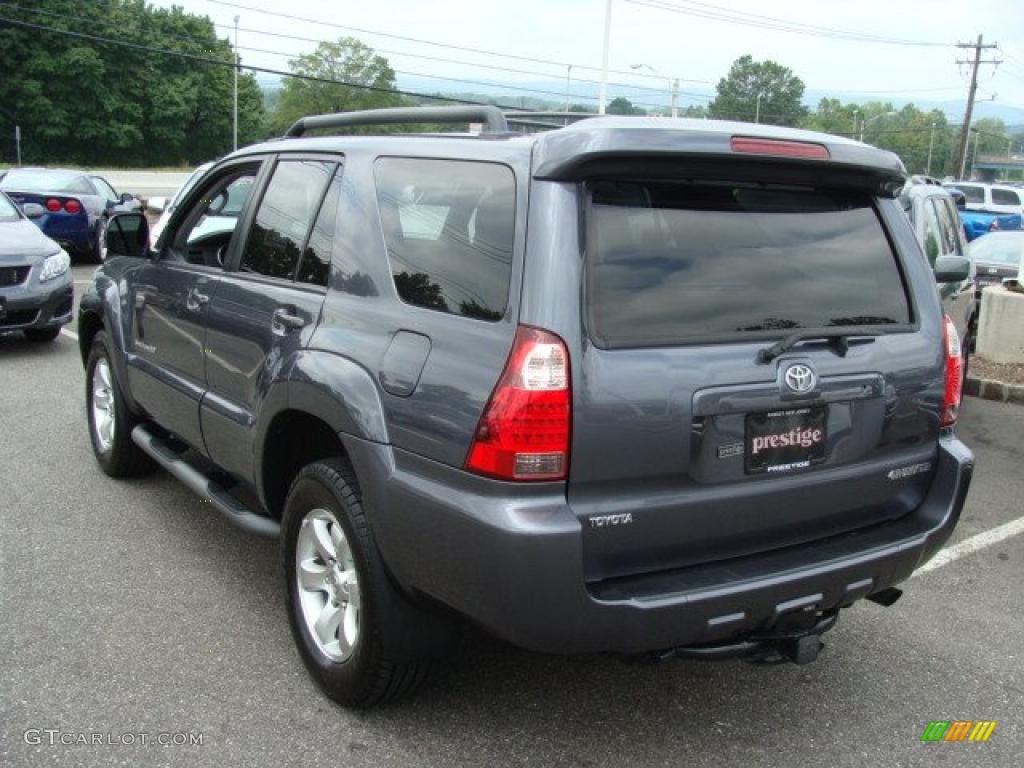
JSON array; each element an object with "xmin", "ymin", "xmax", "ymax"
[
  {"xmin": 64, "ymin": 199, "xmax": 81, "ymax": 214},
  {"xmin": 45, "ymin": 198, "xmax": 61, "ymax": 212},
  {"xmin": 730, "ymin": 136, "xmax": 830, "ymax": 160},
  {"xmin": 941, "ymin": 315, "xmax": 963, "ymax": 428},
  {"xmin": 465, "ymin": 325, "xmax": 571, "ymax": 481}
]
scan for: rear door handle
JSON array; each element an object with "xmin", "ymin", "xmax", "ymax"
[{"xmin": 272, "ymin": 309, "xmax": 307, "ymax": 331}]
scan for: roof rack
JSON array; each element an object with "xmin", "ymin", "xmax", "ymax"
[{"xmin": 284, "ymin": 105, "xmax": 509, "ymax": 137}]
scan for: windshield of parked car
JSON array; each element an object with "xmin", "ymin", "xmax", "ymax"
[
  {"xmin": 0, "ymin": 193, "xmax": 20, "ymax": 221},
  {"xmin": 0, "ymin": 170, "xmax": 95, "ymax": 195},
  {"xmin": 586, "ymin": 181, "xmax": 912, "ymax": 348},
  {"xmin": 969, "ymin": 234, "xmax": 1024, "ymax": 266}
]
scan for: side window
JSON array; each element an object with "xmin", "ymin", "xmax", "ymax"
[
  {"xmin": 91, "ymin": 177, "xmax": 117, "ymax": 201},
  {"xmin": 940, "ymin": 198, "xmax": 964, "ymax": 256},
  {"xmin": 296, "ymin": 171, "xmax": 341, "ymax": 287},
  {"xmin": 374, "ymin": 157, "xmax": 515, "ymax": 321},
  {"xmin": 921, "ymin": 198, "xmax": 943, "ymax": 266},
  {"xmin": 169, "ymin": 168, "xmax": 258, "ymax": 267},
  {"xmin": 992, "ymin": 188, "xmax": 1022, "ymax": 207},
  {"xmin": 931, "ymin": 199, "xmax": 960, "ymax": 257},
  {"xmin": 241, "ymin": 160, "xmax": 335, "ymax": 280}
]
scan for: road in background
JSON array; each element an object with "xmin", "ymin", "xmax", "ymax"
[
  {"xmin": 1, "ymin": 278, "xmax": 1021, "ymax": 766},
  {"xmin": 93, "ymin": 170, "xmax": 192, "ymax": 199}
]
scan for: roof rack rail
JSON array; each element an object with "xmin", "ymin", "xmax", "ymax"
[
  {"xmin": 505, "ymin": 111, "xmax": 599, "ymax": 121},
  {"xmin": 284, "ymin": 105, "xmax": 509, "ymax": 137}
]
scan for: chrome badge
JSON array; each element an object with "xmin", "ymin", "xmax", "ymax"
[{"xmin": 783, "ymin": 363, "xmax": 816, "ymax": 394}]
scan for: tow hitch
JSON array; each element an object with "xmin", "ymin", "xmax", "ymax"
[{"xmin": 657, "ymin": 610, "xmax": 839, "ymax": 666}]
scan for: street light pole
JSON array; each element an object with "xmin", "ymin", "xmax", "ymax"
[
  {"xmin": 926, "ymin": 122, "xmax": 936, "ymax": 175},
  {"xmin": 564, "ymin": 64, "xmax": 573, "ymax": 112},
  {"xmin": 852, "ymin": 109, "xmax": 859, "ymax": 139},
  {"xmin": 671, "ymin": 78, "xmax": 679, "ymax": 118},
  {"xmin": 598, "ymin": 0, "xmax": 612, "ymax": 115},
  {"xmin": 755, "ymin": 92, "xmax": 763, "ymax": 124},
  {"xmin": 233, "ymin": 15, "xmax": 239, "ymax": 152},
  {"xmin": 970, "ymin": 129, "xmax": 980, "ymax": 178}
]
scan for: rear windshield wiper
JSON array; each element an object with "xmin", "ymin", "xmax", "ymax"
[{"xmin": 757, "ymin": 331, "xmax": 858, "ymax": 364}]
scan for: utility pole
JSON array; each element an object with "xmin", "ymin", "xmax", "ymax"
[
  {"xmin": 233, "ymin": 15, "xmax": 240, "ymax": 152},
  {"xmin": 564, "ymin": 65, "xmax": 573, "ymax": 112},
  {"xmin": 955, "ymin": 35, "xmax": 1000, "ymax": 180},
  {"xmin": 670, "ymin": 78, "xmax": 679, "ymax": 118},
  {"xmin": 755, "ymin": 92, "xmax": 763, "ymax": 124},
  {"xmin": 970, "ymin": 129, "xmax": 981, "ymax": 178},
  {"xmin": 926, "ymin": 122, "xmax": 936, "ymax": 175},
  {"xmin": 598, "ymin": 0, "xmax": 612, "ymax": 114},
  {"xmin": 15, "ymin": 125, "xmax": 21, "ymax": 166}
]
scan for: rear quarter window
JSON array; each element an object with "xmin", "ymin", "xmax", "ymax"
[
  {"xmin": 586, "ymin": 181, "xmax": 912, "ymax": 348},
  {"xmin": 374, "ymin": 157, "xmax": 515, "ymax": 321},
  {"xmin": 992, "ymin": 188, "xmax": 1022, "ymax": 206}
]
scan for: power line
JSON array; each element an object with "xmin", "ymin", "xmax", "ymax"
[
  {"xmin": 206, "ymin": 0, "xmax": 717, "ymax": 84},
  {"xmin": 626, "ymin": 0, "xmax": 950, "ymax": 47},
  {"xmin": 0, "ymin": 14, "xmax": 545, "ymax": 113}
]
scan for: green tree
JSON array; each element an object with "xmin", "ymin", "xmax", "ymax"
[
  {"xmin": 708, "ymin": 55, "xmax": 807, "ymax": 126},
  {"xmin": 803, "ymin": 98, "xmax": 859, "ymax": 137},
  {"xmin": 0, "ymin": 0, "xmax": 263, "ymax": 166},
  {"xmin": 269, "ymin": 38, "xmax": 402, "ymax": 134},
  {"xmin": 606, "ymin": 97, "xmax": 643, "ymax": 116}
]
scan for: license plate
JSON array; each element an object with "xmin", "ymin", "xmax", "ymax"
[{"xmin": 745, "ymin": 406, "xmax": 827, "ymax": 475}]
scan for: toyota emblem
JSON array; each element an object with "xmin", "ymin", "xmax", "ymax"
[{"xmin": 784, "ymin": 364, "xmax": 816, "ymax": 394}]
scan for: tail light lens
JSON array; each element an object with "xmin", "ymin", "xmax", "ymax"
[
  {"xmin": 64, "ymin": 199, "xmax": 81, "ymax": 214},
  {"xmin": 45, "ymin": 198, "xmax": 61, "ymax": 212},
  {"xmin": 941, "ymin": 315, "xmax": 963, "ymax": 428},
  {"xmin": 465, "ymin": 325, "xmax": 571, "ymax": 481},
  {"xmin": 730, "ymin": 136, "xmax": 830, "ymax": 160}
]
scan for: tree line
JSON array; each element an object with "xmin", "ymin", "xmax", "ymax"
[{"xmin": 1, "ymin": 1, "xmax": 1020, "ymax": 177}]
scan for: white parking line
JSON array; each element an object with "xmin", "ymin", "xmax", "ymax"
[
  {"xmin": 914, "ymin": 515, "xmax": 1024, "ymax": 576},
  {"xmin": 60, "ymin": 328, "xmax": 79, "ymax": 341}
]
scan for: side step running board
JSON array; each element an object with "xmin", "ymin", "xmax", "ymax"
[{"xmin": 131, "ymin": 425, "xmax": 280, "ymax": 538}]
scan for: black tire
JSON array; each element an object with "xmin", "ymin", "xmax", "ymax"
[
  {"xmin": 282, "ymin": 458, "xmax": 452, "ymax": 708},
  {"xmin": 23, "ymin": 327, "xmax": 61, "ymax": 342},
  {"xmin": 85, "ymin": 331, "xmax": 154, "ymax": 477}
]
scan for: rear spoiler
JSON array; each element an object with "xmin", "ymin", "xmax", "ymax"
[{"xmin": 532, "ymin": 124, "xmax": 906, "ymax": 196}]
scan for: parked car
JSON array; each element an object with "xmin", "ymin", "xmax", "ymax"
[
  {"xmin": 0, "ymin": 191, "xmax": 73, "ymax": 341},
  {"xmin": 969, "ymin": 231, "xmax": 1024, "ymax": 288},
  {"xmin": 147, "ymin": 162, "xmax": 214, "ymax": 245},
  {"xmin": 899, "ymin": 180, "xmax": 977, "ymax": 359},
  {"xmin": 959, "ymin": 208, "xmax": 1022, "ymax": 241},
  {"xmin": 0, "ymin": 168, "xmax": 141, "ymax": 263},
  {"xmin": 79, "ymin": 108, "xmax": 974, "ymax": 708},
  {"xmin": 945, "ymin": 181, "xmax": 1024, "ymax": 217}
]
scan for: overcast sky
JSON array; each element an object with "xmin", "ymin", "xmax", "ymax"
[{"xmin": 154, "ymin": 0, "xmax": 1024, "ymax": 115}]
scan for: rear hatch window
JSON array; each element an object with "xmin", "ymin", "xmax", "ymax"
[{"xmin": 586, "ymin": 181, "xmax": 912, "ymax": 348}]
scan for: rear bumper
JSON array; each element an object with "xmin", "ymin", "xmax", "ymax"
[
  {"xmin": 351, "ymin": 434, "xmax": 973, "ymax": 655},
  {"xmin": 0, "ymin": 274, "xmax": 74, "ymax": 331}
]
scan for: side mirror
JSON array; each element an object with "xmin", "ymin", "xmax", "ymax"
[
  {"xmin": 934, "ymin": 255, "xmax": 971, "ymax": 283},
  {"xmin": 22, "ymin": 202, "xmax": 45, "ymax": 219},
  {"xmin": 146, "ymin": 196, "xmax": 167, "ymax": 214},
  {"xmin": 104, "ymin": 212, "xmax": 151, "ymax": 260},
  {"xmin": 120, "ymin": 192, "xmax": 135, "ymax": 204}
]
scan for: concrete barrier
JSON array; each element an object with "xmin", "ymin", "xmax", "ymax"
[{"xmin": 977, "ymin": 286, "xmax": 1024, "ymax": 364}]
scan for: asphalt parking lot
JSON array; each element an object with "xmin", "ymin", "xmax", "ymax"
[{"xmin": 1, "ymin": 264, "xmax": 1021, "ymax": 767}]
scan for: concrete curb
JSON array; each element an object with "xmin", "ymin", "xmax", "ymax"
[{"xmin": 965, "ymin": 376, "xmax": 1024, "ymax": 405}]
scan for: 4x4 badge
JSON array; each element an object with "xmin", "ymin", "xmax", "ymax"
[{"xmin": 784, "ymin": 364, "xmax": 816, "ymax": 394}]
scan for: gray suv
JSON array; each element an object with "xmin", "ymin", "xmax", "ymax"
[{"xmin": 78, "ymin": 107, "xmax": 974, "ymax": 708}]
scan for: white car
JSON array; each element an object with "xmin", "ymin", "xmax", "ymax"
[{"xmin": 945, "ymin": 182, "xmax": 1024, "ymax": 218}]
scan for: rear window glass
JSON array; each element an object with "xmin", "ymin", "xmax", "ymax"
[
  {"xmin": 949, "ymin": 184, "xmax": 984, "ymax": 204},
  {"xmin": 586, "ymin": 181, "xmax": 911, "ymax": 348},
  {"xmin": 992, "ymin": 188, "xmax": 1022, "ymax": 206},
  {"xmin": 0, "ymin": 170, "xmax": 93, "ymax": 195},
  {"xmin": 375, "ymin": 158, "xmax": 515, "ymax": 321}
]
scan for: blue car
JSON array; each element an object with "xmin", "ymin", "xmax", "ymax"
[{"xmin": 0, "ymin": 168, "xmax": 141, "ymax": 263}]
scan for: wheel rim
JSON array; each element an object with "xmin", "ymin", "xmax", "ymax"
[
  {"xmin": 90, "ymin": 358, "xmax": 116, "ymax": 453},
  {"xmin": 295, "ymin": 508, "xmax": 360, "ymax": 662}
]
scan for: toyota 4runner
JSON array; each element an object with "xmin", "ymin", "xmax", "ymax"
[{"xmin": 78, "ymin": 106, "xmax": 974, "ymax": 708}]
